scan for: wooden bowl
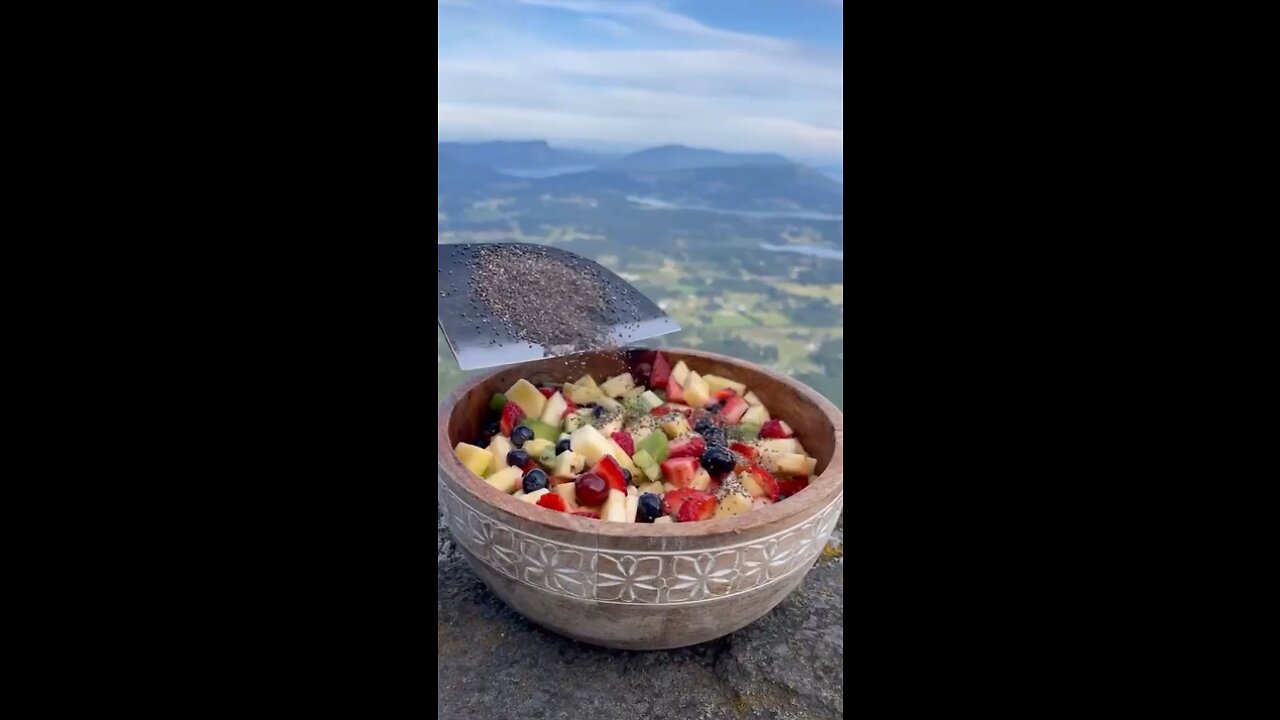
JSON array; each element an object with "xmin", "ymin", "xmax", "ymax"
[{"xmin": 437, "ymin": 348, "xmax": 844, "ymax": 650}]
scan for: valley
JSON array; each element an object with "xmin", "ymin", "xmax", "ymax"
[{"xmin": 438, "ymin": 142, "xmax": 844, "ymax": 411}]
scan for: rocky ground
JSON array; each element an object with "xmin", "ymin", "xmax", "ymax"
[{"xmin": 437, "ymin": 508, "xmax": 844, "ymax": 720}]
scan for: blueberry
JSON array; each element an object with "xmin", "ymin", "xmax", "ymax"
[
  {"xmin": 481, "ymin": 420, "xmax": 500, "ymax": 440},
  {"xmin": 507, "ymin": 449, "xmax": 531, "ymax": 468},
  {"xmin": 637, "ymin": 493, "xmax": 663, "ymax": 522},
  {"xmin": 523, "ymin": 468, "xmax": 549, "ymax": 493},
  {"xmin": 511, "ymin": 425, "xmax": 534, "ymax": 447},
  {"xmin": 556, "ymin": 439, "xmax": 572, "ymax": 455},
  {"xmin": 622, "ymin": 468, "xmax": 632, "ymax": 484},
  {"xmin": 593, "ymin": 405, "xmax": 607, "ymax": 419},
  {"xmin": 701, "ymin": 446, "xmax": 735, "ymax": 476},
  {"xmin": 706, "ymin": 402, "xmax": 723, "ymax": 413},
  {"xmin": 701, "ymin": 427, "xmax": 728, "ymax": 448}
]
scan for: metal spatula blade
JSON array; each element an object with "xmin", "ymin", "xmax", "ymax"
[{"xmin": 438, "ymin": 242, "xmax": 681, "ymax": 370}]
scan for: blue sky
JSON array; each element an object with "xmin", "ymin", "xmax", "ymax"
[{"xmin": 438, "ymin": 0, "xmax": 843, "ymax": 165}]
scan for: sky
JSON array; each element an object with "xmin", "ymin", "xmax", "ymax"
[{"xmin": 438, "ymin": 0, "xmax": 843, "ymax": 166}]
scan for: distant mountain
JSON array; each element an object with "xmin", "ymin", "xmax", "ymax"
[
  {"xmin": 536, "ymin": 164, "xmax": 842, "ymax": 214},
  {"xmin": 437, "ymin": 141, "xmax": 841, "ymax": 213},
  {"xmin": 438, "ymin": 149, "xmax": 506, "ymax": 187},
  {"xmin": 602, "ymin": 144, "xmax": 791, "ymax": 173},
  {"xmin": 438, "ymin": 140, "xmax": 610, "ymax": 170}
]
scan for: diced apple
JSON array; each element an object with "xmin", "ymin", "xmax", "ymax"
[
  {"xmin": 600, "ymin": 372, "xmax": 635, "ymax": 398},
  {"xmin": 803, "ymin": 457, "xmax": 817, "ymax": 475},
  {"xmin": 602, "ymin": 488, "xmax": 628, "ymax": 522},
  {"xmin": 575, "ymin": 374, "xmax": 599, "ymax": 390},
  {"xmin": 597, "ymin": 395, "xmax": 622, "ymax": 412},
  {"xmin": 564, "ymin": 408, "xmax": 592, "ymax": 432},
  {"xmin": 703, "ymin": 374, "xmax": 747, "ymax": 395},
  {"xmin": 607, "ymin": 439, "xmax": 639, "ymax": 474},
  {"xmin": 755, "ymin": 438, "xmax": 799, "ymax": 455},
  {"xmin": 553, "ymin": 450, "xmax": 585, "ymax": 478},
  {"xmin": 505, "ymin": 379, "xmax": 548, "ymax": 418},
  {"xmin": 519, "ymin": 488, "xmax": 551, "ymax": 504},
  {"xmin": 630, "ymin": 426, "xmax": 653, "ymax": 444},
  {"xmin": 714, "ymin": 492, "xmax": 753, "ymax": 519},
  {"xmin": 539, "ymin": 392, "xmax": 568, "ymax": 426},
  {"xmin": 639, "ymin": 390, "xmax": 663, "ymax": 410},
  {"xmin": 691, "ymin": 468, "xmax": 712, "ymax": 491},
  {"xmin": 661, "ymin": 416, "xmax": 691, "ymax": 438},
  {"xmin": 779, "ymin": 420, "xmax": 794, "ymax": 436},
  {"xmin": 554, "ymin": 482, "xmax": 577, "ymax": 508},
  {"xmin": 523, "ymin": 438, "xmax": 553, "ymax": 459},
  {"xmin": 743, "ymin": 391, "xmax": 763, "ymax": 407},
  {"xmin": 570, "ymin": 425, "xmax": 612, "ymax": 466},
  {"xmin": 775, "ymin": 453, "xmax": 813, "ymax": 476},
  {"xmin": 637, "ymin": 480, "xmax": 664, "ymax": 495},
  {"xmin": 624, "ymin": 494, "xmax": 639, "ymax": 523},
  {"xmin": 626, "ymin": 485, "xmax": 638, "ymax": 497},
  {"xmin": 684, "ymin": 371, "xmax": 712, "ymax": 408},
  {"xmin": 486, "ymin": 434, "xmax": 513, "ymax": 471},
  {"xmin": 566, "ymin": 382, "xmax": 602, "ymax": 405},
  {"xmin": 740, "ymin": 471, "xmax": 764, "ymax": 496},
  {"xmin": 454, "ymin": 442, "xmax": 492, "ymax": 477},
  {"xmin": 484, "ymin": 466, "xmax": 522, "ymax": 494},
  {"xmin": 653, "ymin": 516, "xmax": 673, "ymax": 524},
  {"xmin": 601, "ymin": 417, "xmax": 622, "ymax": 437},
  {"xmin": 623, "ymin": 385, "xmax": 646, "ymax": 401},
  {"xmin": 670, "ymin": 360, "xmax": 690, "ymax": 385},
  {"xmin": 741, "ymin": 405, "xmax": 770, "ymax": 426}
]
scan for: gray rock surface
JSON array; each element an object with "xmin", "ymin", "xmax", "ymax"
[{"xmin": 438, "ymin": 508, "xmax": 844, "ymax": 720}]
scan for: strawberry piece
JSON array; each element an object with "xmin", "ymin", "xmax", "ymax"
[
  {"xmin": 590, "ymin": 455, "xmax": 629, "ymax": 493},
  {"xmin": 759, "ymin": 419, "xmax": 791, "ymax": 439},
  {"xmin": 537, "ymin": 387, "xmax": 556, "ymax": 398},
  {"xmin": 661, "ymin": 487, "xmax": 697, "ymax": 518},
  {"xmin": 521, "ymin": 459, "xmax": 538, "ymax": 473},
  {"xmin": 718, "ymin": 395, "xmax": 749, "ymax": 423},
  {"xmin": 713, "ymin": 388, "xmax": 737, "ymax": 402},
  {"xmin": 572, "ymin": 510, "xmax": 601, "ymax": 519},
  {"xmin": 776, "ymin": 477, "xmax": 809, "ymax": 497},
  {"xmin": 666, "ymin": 376, "xmax": 685, "ymax": 403},
  {"xmin": 729, "ymin": 441, "xmax": 756, "ymax": 459},
  {"xmin": 660, "ymin": 456, "xmax": 700, "ymax": 487},
  {"xmin": 500, "ymin": 402, "xmax": 526, "ymax": 437},
  {"xmin": 668, "ymin": 435, "xmax": 706, "ymax": 459},
  {"xmin": 611, "ymin": 431, "xmax": 635, "ymax": 456},
  {"xmin": 537, "ymin": 493, "xmax": 568, "ymax": 512},
  {"xmin": 649, "ymin": 352, "xmax": 672, "ymax": 387},
  {"xmin": 676, "ymin": 491, "xmax": 717, "ymax": 522},
  {"xmin": 746, "ymin": 464, "xmax": 780, "ymax": 501}
]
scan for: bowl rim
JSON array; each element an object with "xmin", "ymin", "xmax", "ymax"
[{"xmin": 437, "ymin": 347, "xmax": 844, "ymax": 538}]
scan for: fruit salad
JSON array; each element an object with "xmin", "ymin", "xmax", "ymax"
[{"xmin": 452, "ymin": 351, "xmax": 819, "ymax": 523}]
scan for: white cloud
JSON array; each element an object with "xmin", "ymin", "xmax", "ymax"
[
  {"xmin": 439, "ymin": 1, "xmax": 843, "ymax": 162},
  {"xmin": 581, "ymin": 17, "xmax": 631, "ymax": 36}
]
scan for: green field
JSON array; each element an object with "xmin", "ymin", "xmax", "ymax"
[{"xmin": 437, "ymin": 196, "xmax": 843, "ymax": 410}]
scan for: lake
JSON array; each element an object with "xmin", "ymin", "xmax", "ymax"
[
  {"xmin": 759, "ymin": 243, "xmax": 844, "ymax": 260},
  {"xmin": 626, "ymin": 195, "xmax": 843, "ymax": 221}
]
